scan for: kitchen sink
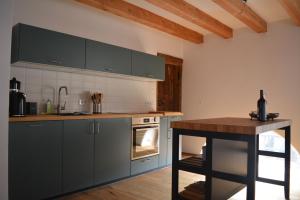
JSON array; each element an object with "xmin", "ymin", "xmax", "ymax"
[{"xmin": 57, "ymin": 112, "xmax": 91, "ymax": 116}]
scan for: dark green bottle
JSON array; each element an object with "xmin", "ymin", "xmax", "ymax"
[{"xmin": 257, "ymin": 90, "xmax": 267, "ymax": 121}]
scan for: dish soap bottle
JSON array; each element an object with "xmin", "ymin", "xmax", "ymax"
[
  {"xmin": 257, "ymin": 90, "xmax": 267, "ymax": 121},
  {"xmin": 46, "ymin": 99, "xmax": 52, "ymax": 114}
]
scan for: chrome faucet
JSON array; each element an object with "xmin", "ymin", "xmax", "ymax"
[{"xmin": 57, "ymin": 86, "xmax": 68, "ymax": 114}]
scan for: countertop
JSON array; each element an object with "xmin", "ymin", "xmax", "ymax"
[
  {"xmin": 9, "ymin": 111, "xmax": 183, "ymax": 122},
  {"xmin": 171, "ymin": 117, "xmax": 291, "ymax": 135}
]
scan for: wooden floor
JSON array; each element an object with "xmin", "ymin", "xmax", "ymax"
[{"xmin": 58, "ymin": 164, "xmax": 300, "ymax": 200}]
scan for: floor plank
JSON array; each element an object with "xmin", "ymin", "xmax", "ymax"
[{"xmin": 59, "ymin": 165, "xmax": 300, "ymax": 200}]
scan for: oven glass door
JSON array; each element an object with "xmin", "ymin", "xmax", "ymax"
[{"xmin": 132, "ymin": 126, "xmax": 159, "ymax": 160}]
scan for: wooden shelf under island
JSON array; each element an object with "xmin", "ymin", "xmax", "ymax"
[
  {"xmin": 180, "ymin": 181, "xmax": 206, "ymax": 200},
  {"xmin": 179, "ymin": 155, "xmax": 207, "ymax": 175}
]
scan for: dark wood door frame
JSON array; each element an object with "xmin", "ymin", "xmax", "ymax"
[{"xmin": 157, "ymin": 53, "xmax": 183, "ymax": 112}]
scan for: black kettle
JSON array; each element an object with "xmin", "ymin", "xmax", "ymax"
[{"xmin": 9, "ymin": 77, "xmax": 26, "ymax": 116}]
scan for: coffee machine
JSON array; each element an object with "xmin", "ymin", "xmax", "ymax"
[{"xmin": 9, "ymin": 77, "xmax": 26, "ymax": 116}]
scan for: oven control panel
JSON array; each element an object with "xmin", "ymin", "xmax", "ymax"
[{"xmin": 132, "ymin": 116, "xmax": 160, "ymax": 125}]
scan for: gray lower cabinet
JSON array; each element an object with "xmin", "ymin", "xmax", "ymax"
[
  {"xmin": 86, "ymin": 40, "xmax": 132, "ymax": 75},
  {"xmin": 158, "ymin": 117, "xmax": 168, "ymax": 167},
  {"xmin": 63, "ymin": 120, "xmax": 94, "ymax": 193},
  {"xmin": 158, "ymin": 116, "xmax": 183, "ymax": 166},
  {"xmin": 11, "ymin": 23, "xmax": 85, "ymax": 68},
  {"xmin": 94, "ymin": 118, "xmax": 131, "ymax": 185},
  {"xmin": 9, "ymin": 121, "xmax": 63, "ymax": 200},
  {"xmin": 167, "ymin": 116, "xmax": 182, "ymax": 165},
  {"xmin": 131, "ymin": 155, "xmax": 159, "ymax": 176},
  {"xmin": 132, "ymin": 51, "xmax": 165, "ymax": 80}
]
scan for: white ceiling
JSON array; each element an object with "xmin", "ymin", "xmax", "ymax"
[{"xmin": 125, "ymin": 0, "xmax": 290, "ymax": 35}]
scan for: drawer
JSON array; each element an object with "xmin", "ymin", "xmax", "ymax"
[{"xmin": 131, "ymin": 155, "xmax": 158, "ymax": 176}]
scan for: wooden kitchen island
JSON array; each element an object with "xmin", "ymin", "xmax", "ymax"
[{"xmin": 171, "ymin": 117, "xmax": 291, "ymax": 200}]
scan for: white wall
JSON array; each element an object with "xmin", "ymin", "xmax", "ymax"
[
  {"xmin": 182, "ymin": 20, "xmax": 300, "ymax": 154},
  {"xmin": 11, "ymin": 0, "xmax": 184, "ymax": 114},
  {"xmin": 0, "ymin": 0, "xmax": 13, "ymax": 199}
]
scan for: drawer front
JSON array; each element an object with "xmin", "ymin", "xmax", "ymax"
[{"xmin": 131, "ymin": 155, "xmax": 158, "ymax": 176}]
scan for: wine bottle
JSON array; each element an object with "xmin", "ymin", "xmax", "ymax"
[{"xmin": 257, "ymin": 90, "xmax": 267, "ymax": 121}]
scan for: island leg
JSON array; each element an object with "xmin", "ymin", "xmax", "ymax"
[
  {"xmin": 172, "ymin": 129, "xmax": 180, "ymax": 200},
  {"xmin": 205, "ymin": 137, "xmax": 212, "ymax": 200},
  {"xmin": 247, "ymin": 135, "xmax": 257, "ymax": 200},
  {"xmin": 284, "ymin": 126, "xmax": 291, "ymax": 199}
]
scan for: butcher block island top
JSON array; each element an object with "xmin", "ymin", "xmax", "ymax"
[{"xmin": 171, "ymin": 117, "xmax": 291, "ymax": 135}]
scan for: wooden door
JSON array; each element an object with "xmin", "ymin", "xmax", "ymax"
[{"xmin": 157, "ymin": 53, "xmax": 183, "ymax": 111}]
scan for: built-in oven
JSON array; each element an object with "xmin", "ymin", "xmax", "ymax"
[{"xmin": 131, "ymin": 117, "xmax": 160, "ymax": 160}]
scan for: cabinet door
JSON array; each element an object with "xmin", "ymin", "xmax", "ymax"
[
  {"xmin": 94, "ymin": 118, "xmax": 131, "ymax": 185},
  {"xmin": 63, "ymin": 120, "xmax": 94, "ymax": 193},
  {"xmin": 86, "ymin": 40, "xmax": 131, "ymax": 75},
  {"xmin": 12, "ymin": 23, "xmax": 85, "ymax": 68},
  {"xmin": 132, "ymin": 51, "xmax": 165, "ymax": 80},
  {"xmin": 158, "ymin": 117, "xmax": 168, "ymax": 167},
  {"xmin": 167, "ymin": 116, "xmax": 183, "ymax": 165},
  {"xmin": 9, "ymin": 121, "xmax": 63, "ymax": 200}
]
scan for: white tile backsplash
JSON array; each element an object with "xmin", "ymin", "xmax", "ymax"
[{"xmin": 11, "ymin": 66, "xmax": 157, "ymax": 114}]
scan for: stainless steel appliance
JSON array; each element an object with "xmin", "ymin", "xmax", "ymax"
[
  {"xmin": 9, "ymin": 77, "xmax": 26, "ymax": 116},
  {"xmin": 132, "ymin": 117, "xmax": 160, "ymax": 160}
]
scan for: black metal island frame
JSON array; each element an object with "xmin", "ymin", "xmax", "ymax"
[{"xmin": 171, "ymin": 117, "xmax": 292, "ymax": 200}]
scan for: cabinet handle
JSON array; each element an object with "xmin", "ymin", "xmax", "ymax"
[
  {"xmin": 96, "ymin": 122, "xmax": 100, "ymax": 134},
  {"xmin": 90, "ymin": 122, "xmax": 95, "ymax": 134},
  {"xmin": 28, "ymin": 124, "xmax": 42, "ymax": 127},
  {"xmin": 104, "ymin": 68, "xmax": 113, "ymax": 72},
  {"xmin": 141, "ymin": 158, "xmax": 151, "ymax": 163},
  {"xmin": 49, "ymin": 59, "xmax": 62, "ymax": 65},
  {"xmin": 145, "ymin": 74, "xmax": 153, "ymax": 78}
]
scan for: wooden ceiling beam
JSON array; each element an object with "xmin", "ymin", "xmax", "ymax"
[
  {"xmin": 145, "ymin": 0, "xmax": 233, "ymax": 39},
  {"xmin": 279, "ymin": 0, "xmax": 300, "ymax": 26},
  {"xmin": 75, "ymin": 0, "xmax": 203, "ymax": 43},
  {"xmin": 212, "ymin": 0, "xmax": 267, "ymax": 33}
]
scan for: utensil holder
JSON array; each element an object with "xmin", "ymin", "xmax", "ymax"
[{"xmin": 93, "ymin": 103, "xmax": 102, "ymax": 114}]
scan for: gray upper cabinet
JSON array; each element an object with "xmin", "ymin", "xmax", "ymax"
[
  {"xmin": 159, "ymin": 117, "xmax": 168, "ymax": 167},
  {"xmin": 132, "ymin": 51, "xmax": 165, "ymax": 80},
  {"xmin": 63, "ymin": 120, "xmax": 94, "ymax": 193},
  {"xmin": 11, "ymin": 23, "xmax": 85, "ymax": 68},
  {"xmin": 9, "ymin": 121, "xmax": 63, "ymax": 200},
  {"xmin": 86, "ymin": 40, "xmax": 132, "ymax": 75},
  {"xmin": 11, "ymin": 23, "xmax": 165, "ymax": 80},
  {"xmin": 94, "ymin": 118, "xmax": 131, "ymax": 185}
]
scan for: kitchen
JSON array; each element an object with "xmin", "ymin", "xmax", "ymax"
[{"xmin": 1, "ymin": 0, "xmax": 300, "ymax": 200}]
